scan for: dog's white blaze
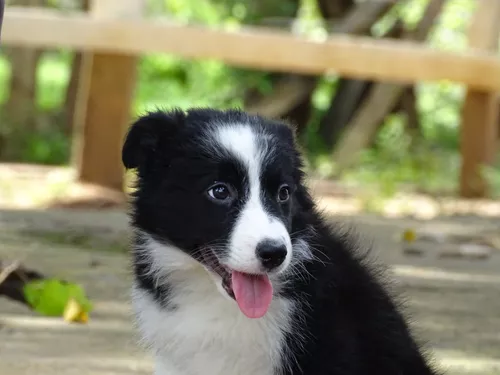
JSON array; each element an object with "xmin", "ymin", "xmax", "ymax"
[
  {"xmin": 133, "ymin": 236, "xmax": 295, "ymax": 375},
  {"xmin": 215, "ymin": 125, "xmax": 292, "ymax": 272}
]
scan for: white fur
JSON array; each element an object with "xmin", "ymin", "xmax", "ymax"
[
  {"xmin": 132, "ymin": 235, "xmax": 295, "ymax": 375},
  {"xmin": 214, "ymin": 125, "xmax": 293, "ymax": 273}
]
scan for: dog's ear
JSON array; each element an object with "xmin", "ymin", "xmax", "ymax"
[{"xmin": 122, "ymin": 110, "xmax": 185, "ymax": 170}]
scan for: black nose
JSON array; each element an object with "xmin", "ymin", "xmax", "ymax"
[{"xmin": 256, "ymin": 241, "xmax": 287, "ymax": 271}]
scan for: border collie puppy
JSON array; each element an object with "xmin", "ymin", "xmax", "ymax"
[{"xmin": 122, "ymin": 108, "xmax": 438, "ymax": 375}]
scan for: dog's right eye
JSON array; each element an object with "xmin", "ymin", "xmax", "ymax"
[{"xmin": 207, "ymin": 183, "xmax": 235, "ymax": 203}]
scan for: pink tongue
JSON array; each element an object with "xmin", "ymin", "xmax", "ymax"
[{"xmin": 231, "ymin": 271, "xmax": 273, "ymax": 319}]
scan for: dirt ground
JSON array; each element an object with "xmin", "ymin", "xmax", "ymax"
[{"xmin": 0, "ymin": 167, "xmax": 499, "ymax": 375}]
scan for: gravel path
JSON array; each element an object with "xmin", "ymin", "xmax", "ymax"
[{"xmin": 0, "ymin": 208, "xmax": 499, "ymax": 375}]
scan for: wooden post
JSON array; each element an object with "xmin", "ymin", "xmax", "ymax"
[
  {"xmin": 459, "ymin": 0, "xmax": 500, "ymax": 198},
  {"xmin": 72, "ymin": 0, "xmax": 143, "ymax": 191}
]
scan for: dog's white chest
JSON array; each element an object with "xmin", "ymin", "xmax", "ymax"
[{"xmin": 132, "ymin": 278, "xmax": 293, "ymax": 375}]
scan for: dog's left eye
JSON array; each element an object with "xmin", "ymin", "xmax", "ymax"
[
  {"xmin": 277, "ymin": 185, "xmax": 290, "ymax": 203},
  {"xmin": 207, "ymin": 183, "xmax": 235, "ymax": 203}
]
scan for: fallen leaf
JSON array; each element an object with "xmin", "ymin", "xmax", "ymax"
[
  {"xmin": 78, "ymin": 311, "xmax": 89, "ymax": 324},
  {"xmin": 402, "ymin": 229, "xmax": 417, "ymax": 243},
  {"xmin": 63, "ymin": 298, "xmax": 84, "ymax": 323},
  {"xmin": 23, "ymin": 278, "xmax": 92, "ymax": 318}
]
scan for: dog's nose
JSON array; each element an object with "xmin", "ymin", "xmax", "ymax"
[{"xmin": 256, "ymin": 241, "xmax": 287, "ymax": 271}]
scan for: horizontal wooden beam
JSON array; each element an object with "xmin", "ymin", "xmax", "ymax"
[{"xmin": 3, "ymin": 7, "xmax": 500, "ymax": 90}]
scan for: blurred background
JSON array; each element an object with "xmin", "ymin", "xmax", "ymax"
[{"xmin": 0, "ymin": 0, "xmax": 499, "ymax": 374}]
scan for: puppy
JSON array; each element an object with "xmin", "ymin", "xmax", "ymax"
[{"xmin": 122, "ymin": 108, "xmax": 438, "ymax": 375}]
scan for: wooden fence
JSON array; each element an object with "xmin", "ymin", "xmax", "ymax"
[{"xmin": 2, "ymin": 0, "xmax": 500, "ymax": 197}]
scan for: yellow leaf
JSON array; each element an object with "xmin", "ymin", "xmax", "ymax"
[
  {"xmin": 77, "ymin": 311, "xmax": 89, "ymax": 324},
  {"xmin": 63, "ymin": 298, "xmax": 84, "ymax": 323},
  {"xmin": 402, "ymin": 229, "xmax": 417, "ymax": 243}
]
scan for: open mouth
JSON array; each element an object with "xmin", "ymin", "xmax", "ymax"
[
  {"xmin": 214, "ymin": 265, "xmax": 235, "ymax": 299},
  {"xmin": 201, "ymin": 252, "xmax": 274, "ymax": 319}
]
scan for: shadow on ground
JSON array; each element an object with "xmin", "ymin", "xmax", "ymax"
[{"xmin": 1, "ymin": 208, "xmax": 499, "ymax": 375}]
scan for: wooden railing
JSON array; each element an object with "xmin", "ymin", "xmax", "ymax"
[{"xmin": 2, "ymin": 0, "xmax": 500, "ymax": 197}]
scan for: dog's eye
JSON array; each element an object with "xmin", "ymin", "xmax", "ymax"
[
  {"xmin": 277, "ymin": 185, "xmax": 290, "ymax": 203},
  {"xmin": 207, "ymin": 183, "xmax": 234, "ymax": 203}
]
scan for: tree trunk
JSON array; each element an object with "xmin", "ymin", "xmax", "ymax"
[
  {"xmin": 285, "ymin": 0, "xmax": 355, "ymax": 135},
  {"xmin": 63, "ymin": 0, "xmax": 90, "ymax": 136},
  {"xmin": 401, "ymin": 86, "xmax": 421, "ymax": 140},
  {"xmin": 4, "ymin": 48, "xmax": 41, "ymax": 131},
  {"xmin": 2, "ymin": 0, "xmax": 46, "ymax": 147},
  {"xmin": 241, "ymin": 0, "xmax": 306, "ymax": 131},
  {"xmin": 244, "ymin": 0, "xmax": 359, "ymax": 136},
  {"xmin": 317, "ymin": 0, "xmax": 354, "ymax": 19},
  {"xmin": 331, "ymin": 0, "xmax": 447, "ymax": 171},
  {"xmin": 317, "ymin": 1, "xmax": 400, "ymax": 149}
]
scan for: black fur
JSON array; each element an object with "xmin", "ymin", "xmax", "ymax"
[{"xmin": 123, "ymin": 108, "xmax": 438, "ymax": 375}]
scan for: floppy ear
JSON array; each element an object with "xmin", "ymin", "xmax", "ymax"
[{"xmin": 122, "ymin": 110, "xmax": 185, "ymax": 170}]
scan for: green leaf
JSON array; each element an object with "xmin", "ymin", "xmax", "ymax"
[{"xmin": 23, "ymin": 279, "xmax": 93, "ymax": 317}]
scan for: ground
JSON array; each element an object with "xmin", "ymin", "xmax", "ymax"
[{"xmin": 0, "ymin": 166, "xmax": 499, "ymax": 375}]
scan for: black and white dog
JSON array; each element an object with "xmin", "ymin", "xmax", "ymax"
[{"xmin": 122, "ymin": 108, "xmax": 438, "ymax": 375}]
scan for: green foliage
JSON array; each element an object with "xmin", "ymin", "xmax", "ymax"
[
  {"xmin": 0, "ymin": 51, "xmax": 70, "ymax": 164},
  {"xmin": 0, "ymin": 57, "xmax": 10, "ymax": 104},
  {"xmin": 135, "ymin": 55, "xmax": 247, "ymax": 114},
  {"xmin": 23, "ymin": 278, "xmax": 93, "ymax": 317},
  {"xmin": 15, "ymin": 130, "xmax": 69, "ymax": 165},
  {"xmin": 341, "ymin": 114, "xmax": 461, "ymax": 197},
  {"xmin": 483, "ymin": 164, "xmax": 500, "ymax": 199},
  {"xmin": 302, "ymin": 75, "xmax": 338, "ymax": 155},
  {"xmin": 314, "ymin": 0, "xmax": 487, "ymax": 197},
  {"xmin": 1, "ymin": 0, "xmax": 496, "ymax": 198},
  {"xmin": 136, "ymin": 0, "xmax": 302, "ymax": 114},
  {"xmin": 36, "ymin": 52, "xmax": 71, "ymax": 111}
]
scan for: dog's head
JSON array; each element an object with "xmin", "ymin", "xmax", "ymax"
[{"xmin": 123, "ymin": 108, "xmax": 309, "ymax": 318}]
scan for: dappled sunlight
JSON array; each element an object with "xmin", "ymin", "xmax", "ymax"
[
  {"xmin": 435, "ymin": 349, "xmax": 500, "ymax": 374},
  {"xmin": 316, "ymin": 190, "xmax": 500, "ymax": 219},
  {"xmin": 0, "ymin": 164, "xmax": 75, "ymax": 209},
  {"xmin": 0, "ymin": 164, "xmax": 125, "ymax": 210},
  {"xmin": 393, "ymin": 264, "xmax": 500, "ymax": 284}
]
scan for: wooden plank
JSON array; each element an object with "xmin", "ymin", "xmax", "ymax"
[
  {"xmin": 73, "ymin": 54, "xmax": 138, "ymax": 190},
  {"xmin": 72, "ymin": 0, "xmax": 143, "ymax": 191},
  {"xmin": 3, "ymin": 7, "xmax": 500, "ymax": 91},
  {"xmin": 459, "ymin": 0, "xmax": 500, "ymax": 198},
  {"xmin": 460, "ymin": 92, "xmax": 499, "ymax": 197}
]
